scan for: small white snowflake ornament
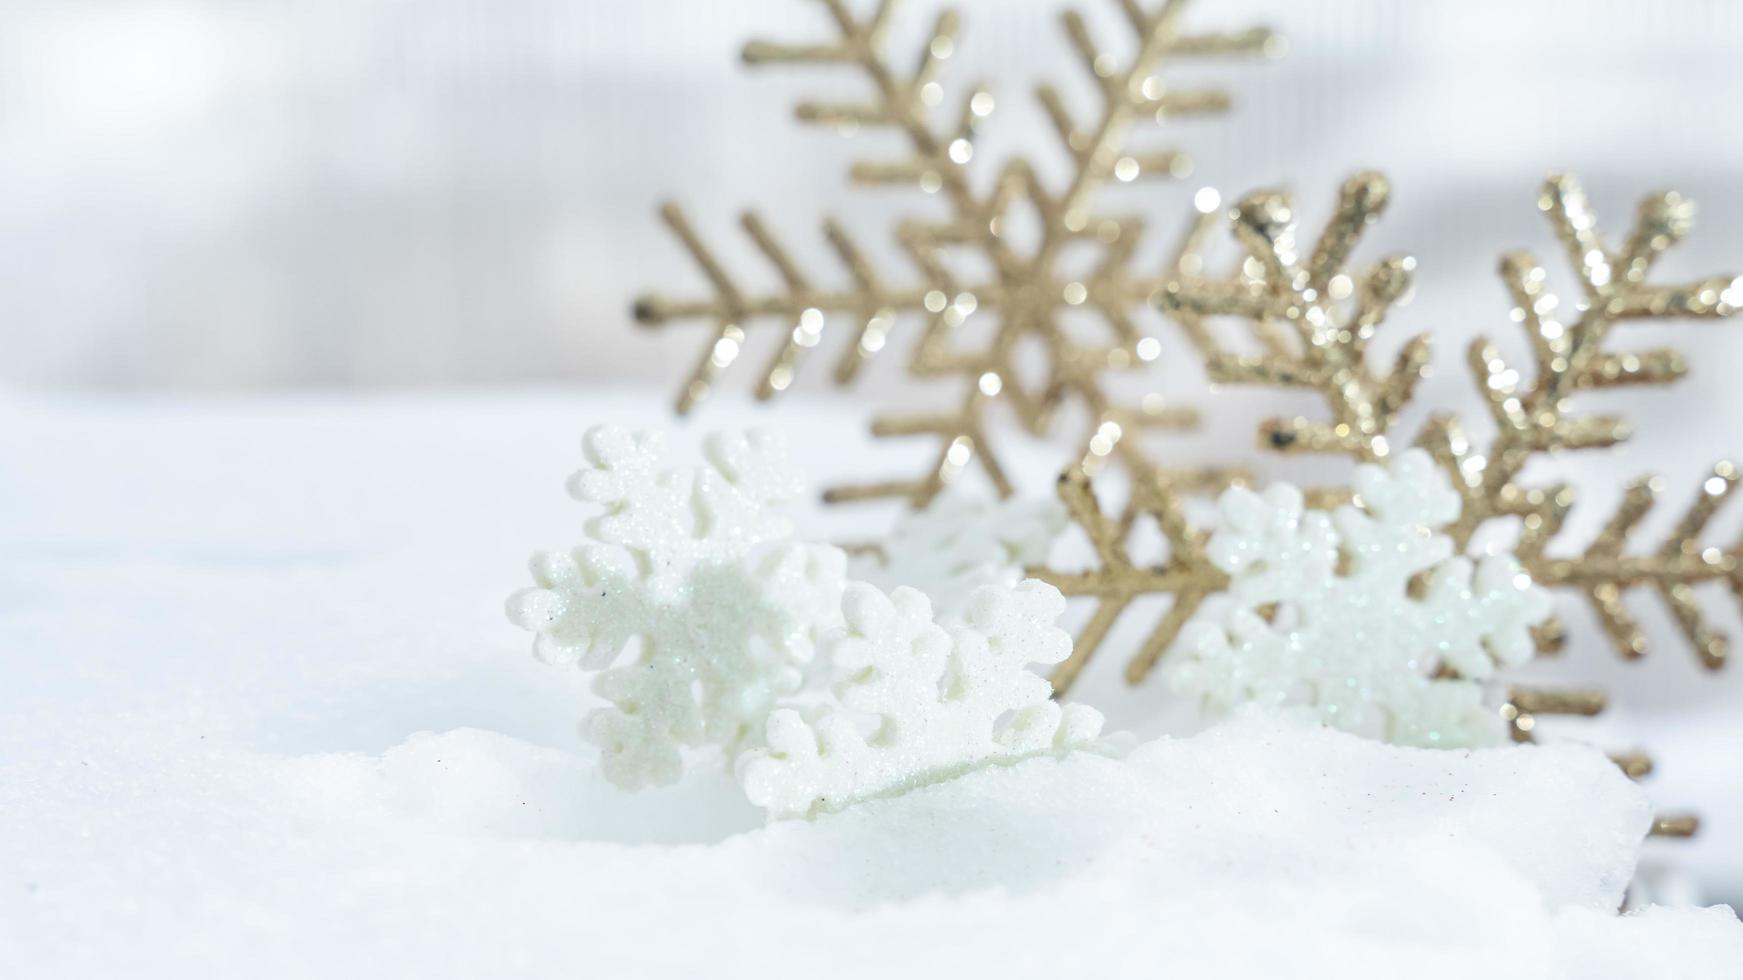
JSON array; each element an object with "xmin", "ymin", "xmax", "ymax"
[
  {"xmin": 507, "ymin": 427, "xmax": 846, "ymax": 789},
  {"xmin": 1168, "ymin": 449, "xmax": 1552, "ymax": 748},
  {"xmin": 738, "ymin": 579, "xmax": 1105, "ymax": 819},
  {"xmin": 853, "ymin": 492, "xmax": 1067, "ymax": 619}
]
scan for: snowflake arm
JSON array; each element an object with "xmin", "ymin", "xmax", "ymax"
[
  {"xmin": 1423, "ymin": 554, "xmax": 1543, "ymax": 680},
  {"xmin": 1028, "ymin": 460, "xmax": 1244, "ymax": 695},
  {"xmin": 1168, "ymin": 449, "xmax": 1553, "ymax": 748},
  {"xmin": 737, "ymin": 579, "xmax": 1105, "ymax": 819},
  {"xmin": 507, "ymin": 426, "xmax": 845, "ymax": 789},
  {"xmin": 572, "ymin": 428, "xmax": 804, "ymax": 591},
  {"xmin": 852, "ymin": 491, "xmax": 1066, "ymax": 619}
]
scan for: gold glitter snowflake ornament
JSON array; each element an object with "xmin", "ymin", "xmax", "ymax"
[
  {"xmin": 1163, "ymin": 171, "xmax": 1743, "ymax": 671},
  {"xmin": 1033, "ymin": 170, "xmax": 1738, "ymax": 833},
  {"xmin": 1168, "ymin": 450, "xmax": 1552, "ymax": 749},
  {"xmin": 635, "ymin": 0, "xmax": 1280, "ymax": 505}
]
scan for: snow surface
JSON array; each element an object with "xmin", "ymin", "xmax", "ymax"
[{"xmin": 3, "ymin": 389, "xmax": 1743, "ymax": 978}]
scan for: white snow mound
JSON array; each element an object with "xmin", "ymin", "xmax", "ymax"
[{"xmin": 7, "ymin": 709, "xmax": 1743, "ymax": 978}]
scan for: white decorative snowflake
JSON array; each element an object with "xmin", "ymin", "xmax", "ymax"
[
  {"xmin": 738, "ymin": 579, "xmax": 1106, "ymax": 819},
  {"xmin": 506, "ymin": 427, "xmax": 846, "ymax": 789},
  {"xmin": 1168, "ymin": 449, "xmax": 1552, "ymax": 748},
  {"xmin": 853, "ymin": 493, "xmax": 1066, "ymax": 620}
]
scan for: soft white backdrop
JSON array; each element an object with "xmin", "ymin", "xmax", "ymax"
[{"xmin": 2, "ymin": 0, "xmax": 1742, "ymax": 392}]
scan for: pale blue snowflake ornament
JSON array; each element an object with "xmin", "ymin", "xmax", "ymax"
[
  {"xmin": 507, "ymin": 427, "xmax": 846, "ymax": 789},
  {"xmin": 1169, "ymin": 449, "xmax": 1552, "ymax": 747},
  {"xmin": 852, "ymin": 492, "xmax": 1066, "ymax": 621},
  {"xmin": 738, "ymin": 579, "xmax": 1105, "ymax": 819}
]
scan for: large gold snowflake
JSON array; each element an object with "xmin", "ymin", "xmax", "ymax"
[{"xmin": 634, "ymin": 0, "xmax": 1278, "ymax": 506}]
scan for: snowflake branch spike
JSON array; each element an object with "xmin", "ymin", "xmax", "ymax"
[
  {"xmin": 1498, "ymin": 686, "xmax": 1699, "ymax": 838},
  {"xmin": 635, "ymin": 0, "xmax": 1279, "ymax": 505},
  {"xmin": 1160, "ymin": 170, "xmax": 1429, "ymax": 462},
  {"xmin": 1160, "ymin": 170, "xmax": 1743, "ymax": 670},
  {"xmin": 1030, "ymin": 458, "xmax": 1229, "ymax": 694}
]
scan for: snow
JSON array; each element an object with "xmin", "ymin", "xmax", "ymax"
[{"xmin": 3, "ymin": 389, "xmax": 1742, "ymax": 978}]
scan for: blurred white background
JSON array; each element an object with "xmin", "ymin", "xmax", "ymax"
[{"xmin": 2, "ymin": 0, "xmax": 1742, "ymax": 392}]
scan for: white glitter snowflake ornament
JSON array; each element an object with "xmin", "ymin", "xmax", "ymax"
[
  {"xmin": 1168, "ymin": 449, "xmax": 1552, "ymax": 748},
  {"xmin": 506, "ymin": 427, "xmax": 846, "ymax": 789},
  {"xmin": 738, "ymin": 579, "xmax": 1106, "ymax": 819},
  {"xmin": 853, "ymin": 493, "xmax": 1066, "ymax": 620}
]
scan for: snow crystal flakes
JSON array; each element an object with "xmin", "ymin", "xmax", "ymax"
[
  {"xmin": 507, "ymin": 426, "xmax": 846, "ymax": 789},
  {"xmin": 738, "ymin": 579, "xmax": 1105, "ymax": 819},
  {"xmin": 1169, "ymin": 449, "xmax": 1552, "ymax": 747}
]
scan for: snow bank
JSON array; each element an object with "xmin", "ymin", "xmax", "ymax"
[{"xmin": 7, "ymin": 695, "xmax": 1742, "ymax": 977}]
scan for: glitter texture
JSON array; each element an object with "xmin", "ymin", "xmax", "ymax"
[
  {"xmin": 634, "ymin": 0, "xmax": 1278, "ymax": 505},
  {"xmin": 851, "ymin": 491, "xmax": 1066, "ymax": 619},
  {"xmin": 1169, "ymin": 450, "xmax": 1552, "ymax": 748},
  {"xmin": 738, "ymin": 579, "xmax": 1105, "ymax": 818},
  {"xmin": 506, "ymin": 427, "xmax": 847, "ymax": 789}
]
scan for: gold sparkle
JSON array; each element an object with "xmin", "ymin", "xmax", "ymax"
[
  {"xmin": 1160, "ymin": 171, "xmax": 1742, "ymax": 672},
  {"xmin": 633, "ymin": 0, "xmax": 1275, "ymax": 507},
  {"xmin": 1143, "ymin": 170, "xmax": 1741, "ymax": 833}
]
